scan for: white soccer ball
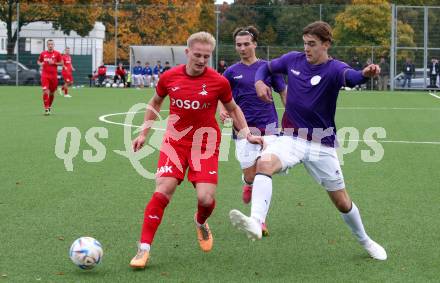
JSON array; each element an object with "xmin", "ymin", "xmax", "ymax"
[
  {"xmin": 119, "ymin": 83, "xmax": 125, "ymax": 88},
  {"xmin": 69, "ymin": 237, "xmax": 103, "ymax": 270},
  {"xmin": 112, "ymin": 83, "xmax": 118, "ymax": 88},
  {"xmin": 105, "ymin": 83, "xmax": 111, "ymax": 88}
]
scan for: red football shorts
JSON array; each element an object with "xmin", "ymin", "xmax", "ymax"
[
  {"xmin": 62, "ymin": 71, "xmax": 73, "ymax": 83},
  {"xmin": 41, "ymin": 75, "xmax": 58, "ymax": 92},
  {"xmin": 156, "ymin": 139, "xmax": 220, "ymax": 185}
]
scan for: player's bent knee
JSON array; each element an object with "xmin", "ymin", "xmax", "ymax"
[
  {"xmin": 197, "ymin": 195, "xmax": 215, "ymax": 207},
  {"xmin": 328, "ymin": 189, "xmax": 352, "ymax": 213},
  {"xmin": 243, "ymin": 167, "xmax": 256, "ymax": 184},
  {"xmin": 155, "ymin": 178, "xmax": 178, "ymax": 199},
  {"xmin": 256, "ymin": 154, "xmax": 281, "ymax": 175}
]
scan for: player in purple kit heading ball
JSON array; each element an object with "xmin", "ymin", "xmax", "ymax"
[
  {"xmin": 229, "ymin": 21, "xmax": 387, "ymax": 261},
  {"xmin": 220, "ymin": 26, "xmax": 287, "ymax": 236}
]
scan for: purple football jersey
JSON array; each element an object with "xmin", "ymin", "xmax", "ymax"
[
  {"xmin": 223, "ymin": 59, "xmax": 285, "ymax": 136},
  {"xmin": 268, "ymin": 51, "xmax": 350, "ymax": 147}
]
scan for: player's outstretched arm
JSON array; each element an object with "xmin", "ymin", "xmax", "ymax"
[
  {"xmin": 132, "ymin": 94, "xmax": 165, "ymax": 152},
  {"xmin": 223, "ymin": 100, "xmax": 264, "ymax": 146},
  {"xmin": 362, "ymin": 64, "xmax": 380, "ymax": 78},
  {"xmin": 278, "ymin": 87, "xmax": 287, "ymax": 107},
  {"xmin": 345, "ymin": 64, "xmax": 380, "ymax": 88},
  {"xmin": 255, "ymin": 62, "xmax": 273, "ymax": 103}
]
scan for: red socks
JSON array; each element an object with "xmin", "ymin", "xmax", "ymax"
[
  {"xmin": 196, "ymin": 200, "xmax": 216, "ymax": 225},
  {"xmin": 49, "ymin": 94, "xmax": 54, "ymax": 107},
  {"xmin": 63, "ymin": 86, "xmax": 68, "ymax": 95},
  {"xmin": 140, "ymin": 192, "xmax": 170, "ymax": 244},
  {"xmin": 43, "ymin": 93, "xmax": 49, "ymax": 109}
]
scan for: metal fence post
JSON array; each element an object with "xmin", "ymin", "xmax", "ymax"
[
  {"xmin": 16, "ymin": 2, "xmax": 19, "ymax": 86},
  {"xmin": 215, "ymin": 7, "xmax": 220, "ymax": 71},
  {"xmin": 423, "ymin": 6, "xmax": 428, "ymax": 88},
  {"xmin": 390, "ymin": 4, "xmax": 396, "ymax": 91},
  {"xmin": 114, "ymin": 0, "xmax": 119, "ymax": 65}
]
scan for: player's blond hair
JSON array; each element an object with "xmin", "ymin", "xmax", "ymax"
[{"xmin": 187, "ymin": 32, "xmax": 216, "ymax": 49}]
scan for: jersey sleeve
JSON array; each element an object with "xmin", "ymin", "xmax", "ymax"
[
  {"xmin": 218, "ymin": 77, "xmax": 233, "ymax": 104},
  {"xmin": 271, "ymin": 73, "xmax": 286, "ymax": 93},
  {"xmin": 222, "ymin": 68, "xmax": 234, "ymax": 88},
  {"xmin": 38, "ymin": 53, "xmax": 43, "ymax": 63},
  {"xmin": 334, "ymin": 61, "xmax": 352, "ymax": 87},
  {"xmin": 56, "ymin": 52, "xmax": 63, "ymax": 63},
  {"xmin": 269, "ymin": 51, "xmax": 298, "ymax": 75},
  {"xmin": 155, "ymin": 72, "xmax": 168, "ymax": 97}
]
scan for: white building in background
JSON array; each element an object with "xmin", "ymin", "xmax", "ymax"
[{"xmin": 0, "ymin": 21, "xmax": 105, "ymax": 71}]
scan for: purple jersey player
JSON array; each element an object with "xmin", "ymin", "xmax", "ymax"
[
  {"xmin": 219, "ymin": 26, "xmax": 286, "ymax": 236},
  {"xmin": 229, "ymin": 21, "xmax": 387, "ymax": 261}
]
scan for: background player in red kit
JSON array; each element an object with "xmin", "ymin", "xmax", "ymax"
[
  {"xmin": 129, "ymin": 31, "xmax": 263, "ymax": 269},
  {"xmin": 37, "ymin": 39, "xmax": 63, "ymax": 115},
  {"xmin": 60, "ymin": 47, "xmax": 75, "ymax": 98}
]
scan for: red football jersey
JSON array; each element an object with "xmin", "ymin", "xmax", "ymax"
[
  {"xmin": 62, "ymin": 54, "xmax": 73, "ymax": 72},
  {"xmin": 38, "ymin": 50, "xmax": 62, "ymax": 77},
  {"xmin": 156, "ymin": 65, "xmax": 233, "ymax": 146}
]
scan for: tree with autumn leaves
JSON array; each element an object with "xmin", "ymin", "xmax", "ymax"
[
  {"xmin": 0, "ymin": 0, "xmax": 214, "ymax": 62},
  {"xmin": 2, "ymin": 0, "xmax": 437, "ymax": 65},
  {"xmin": 100, "ymin": 0, "xmax": 215, "ymax": 63}
]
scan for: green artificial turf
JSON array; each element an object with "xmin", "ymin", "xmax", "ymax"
[{"xmin": 1, "ymin": 86, "xmax": 439, "ymax": 282}]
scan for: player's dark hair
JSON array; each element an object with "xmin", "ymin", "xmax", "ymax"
[
  {"xmin": 233, "ymin": 26, "xmax": 259, "ymax": 43},
  {"xmin": 303, "ymin": 21, "xmax": 333, "ymax": 43}
]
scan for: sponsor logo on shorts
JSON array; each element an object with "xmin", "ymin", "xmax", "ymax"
[{"xmin": 157, "ymin": 165, "xmax": 173, "ymax": 174}]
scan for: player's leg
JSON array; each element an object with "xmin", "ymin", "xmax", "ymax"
[
  {"xmin": 130, "ymin": 177, "xmax": 179, "ymax": 269},
  {"xmin": 188, "ymin": 147, "xmax": 219, "ymax": 252},
  {"xmin": 41, "ymin": 76, "xmax": 51, "ymax": 115},
  {"xmin": 194, "ymin": 183, "xmax": 216, "ymax": 252},
  {"xmin": 234, "ymin": 138, "xmax": 259, "ymax": 204},
  {"xmin": 139, "ymin": 74, "xmax": 144, "ymax": 88},
  {"xmin": 63, "ymin": 75, "xmax": 72, "ymax": 97},
  {"xmin": 304, "ymin": 143, "xmax": 387, "ymax": 260},
  {"xmin": 153, "ymin": 74, "xmax": 159, "ymax": 87},
  {"xmin": 47, "ymin": 77, "xmax": 58, "ymax": 113},
  {"xmin": 328, "ymin": 189, "xmax": 387, "ymax": 260},
  {"xmin": 242, "ymin": 166, "xmax": 256, "ymax": 204},
  {"xmin": 130, "ymin": 142, "xmax": 187, "ymax": 269},
  {"xmin": 230, "ymin": 136, "xmax": 299, "ymax": 240}
]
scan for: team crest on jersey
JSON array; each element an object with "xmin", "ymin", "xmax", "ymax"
[
  {"xmin": 199, "ymin": 84, "xmax": 208, "ymax": 96},
  {"xmin": 310, "ymin": 75, "xmax": 321, "ymax": 86}
]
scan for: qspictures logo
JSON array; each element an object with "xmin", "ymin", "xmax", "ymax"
[{"xmin": 54, "ymin": 103, "xmax": 387, "ymax": 179}]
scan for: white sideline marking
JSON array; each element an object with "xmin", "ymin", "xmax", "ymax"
[
  {"xmin": 428, "ymin": 91, "xmax": 440, "ymax": 100},
  {"xmin": 277, "ymin": 107, "xmax": 440, "ymax": 111},
  {"xmin": 98, "ymin": 111, "xmax": 440, "ymax": 145}
]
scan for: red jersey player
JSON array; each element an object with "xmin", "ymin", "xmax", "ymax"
[
  {"xmin": 129, "ymin": 31, "xmax": 263, "ymax": 269},
  {"xmin": 37, "ymin": 40, "xmax": 63, "ymax": 115},
  {"xmin": 60, "ymin": 47, "xmax": 75, "ymax": 98}
]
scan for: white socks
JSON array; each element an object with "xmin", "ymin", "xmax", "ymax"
[
  {"xmin": 341, "ymin": 202, "xmax": 370, "ymax": 243},
  {"xmin": 139, "ymin": 243, "xmax": 151, "ymax": 251},
  {"xmin": 250, "ymin": 174, "xmax": 273, "ymax": 224}
]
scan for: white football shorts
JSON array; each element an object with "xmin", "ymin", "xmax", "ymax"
[
  {"xmin": 262, "ymin": 135, "xmax": 345, "ymax": 191},
  {"xmin": 234, "ymin": 135, "xmax": 278, "ymax": 170}
]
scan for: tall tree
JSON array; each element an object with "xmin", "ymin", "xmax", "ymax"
[
  {"xmin": 100, "ymin": 0, "xmax": 212, "ymax": 63},
  {"xmin": 333, "ymin": 0, "xmax": 415, "ymax": 62}
]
